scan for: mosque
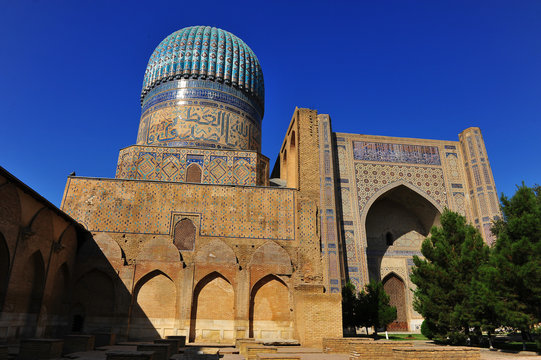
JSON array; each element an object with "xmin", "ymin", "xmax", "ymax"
[{"xmin": 0, "ymin": 26, "xmax": 500, "ymax": 346}]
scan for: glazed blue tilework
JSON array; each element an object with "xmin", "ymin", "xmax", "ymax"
[
  {"xmin": 142, "ymin": 26, "xmax": 264, "ymax": 111},
  {"xmin": 64, "ymin": 177, "xmax": 294, "ymax": 240},
  {"xmin": 116, "ymin": 145, "xmax": 264, "ymax": 186},
  {"xmin": 318, "ymin": 115, "xmax": 342, "ymax": 292},
  {"xmin": 141, "ymin": 80, "xmax": 262, "ymax": 124}
]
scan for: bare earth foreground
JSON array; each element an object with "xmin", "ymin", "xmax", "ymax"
[{"xmin": 9, "ymin": 340, "xmax": 538, "ymax": 359}]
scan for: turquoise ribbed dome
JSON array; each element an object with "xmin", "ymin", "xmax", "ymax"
[{"xmin": 142, "ymin": 26, "xmax": 264, "ymax": 110}]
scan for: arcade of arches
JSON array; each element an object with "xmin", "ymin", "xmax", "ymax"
[{"xmin": 1, "ymin": 73, "xmax": 500, "ymax": 345}]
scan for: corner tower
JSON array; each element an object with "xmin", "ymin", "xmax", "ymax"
[{"xmin": 116, "ymin": 26, "xmax": 269, "ymax": 186}]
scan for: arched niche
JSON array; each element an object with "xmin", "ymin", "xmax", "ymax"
[
  {"xmin": 27, "ymin": 208, "xmax": 55, "ymax": 261},
  {"xmin": 15, "ymin": 251, "xmax": 46, "ymax": 337},
  {"xmin": 189, "ymin": 272, "xmax": 234, "ymax": 343},
  {"xmin": 28, "ymin": 251, "xmax": 46, "ymax": 315},
  {"xmin": 173, "ymin": 218, "xmax": 196, "ymax": 251},
  {"xmin": 137, "ymin": 238, "xmax": 180, "ymax": 262},
  {"xmin": 130, "ymin": 270, "xmax": 175, "ymax": 340},
  {"xmin": 45, "ymin": 263, "xmax": 70, "ymax": 337},
  {"xmin": 382, "ymin": 273, "xmax": 408, "ymax": 331},
  {"xmin": 71, "ymin": 269, "xmax": 115, "ymax": 332},
  {"xmin": 93, "ymin": 233, "xmax": 123, "ymax": 261},
  {"xmin": 364, "ymin": 183, "xmax": 441, "ymax": 280},
  {"xmin": 186, "ymin": 163, "xmax": 202, "ymax": 183},
  {"xmin": 249, "ymin": 275, "xmax": 292, "ymax": 340},
  {"xmin": 249, "ymin": 242, "xmax": 292, "ymax": 281},
  {"xmin": 194, "ymin": 240, "xmax": 237, "ymax": 265}
]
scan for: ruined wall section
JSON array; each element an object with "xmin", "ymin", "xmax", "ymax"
[{"xmin": 62, "ymin": 177, "xmax": 295, "ymax": 262}]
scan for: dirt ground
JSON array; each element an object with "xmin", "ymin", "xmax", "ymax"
[{"xmin": 8, "ymin": 341, "xmax": 540, "ymax": 359}]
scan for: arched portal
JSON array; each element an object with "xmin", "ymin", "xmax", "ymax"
[
  {"xmin": 71, "ymin": 269, "xmax": 115, "ymax": 333},
  {"xmin": 0, "ymin": 232, "xmax": 9, "ymax": 310},
  {"xmin": 383, "ymin": 273, "xmax": 408, "ymax": 331},
  {"xmin": 190, "ymin": 272, "xmax": 234, "ymax": 343},
  {"xmin": 249, "ymin": 275, "xmax": 292, "ymax": 340},
  {"xmin": 365, "ymin": 183, "xmax": 441, "ymax": 331},
  {"xmin": 130, "ymin": 271, "xmax": 175, "ymax": 339}
]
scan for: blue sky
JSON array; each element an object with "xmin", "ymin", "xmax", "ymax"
[{"xmin": 1, "ymin": 0, "xmax": 540, "ymax": 206}]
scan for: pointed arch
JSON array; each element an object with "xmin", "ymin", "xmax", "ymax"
[
  {"xmin": 249, "ymin": 274, "xmax": 292, "ymax": 339},
  {"xmin": 134, "ymin": 269, "xmax": 174, "ymax": 293},
  {"xmin": 194, "ymin": 240, "xmax": 237, "ymax": 265},
  {"xmin": 382, "ymin": 273, "xmax": 408, "ymax": 331},
  {"xmin": 249, "ymin": 241, "xmax": 293, "ymax": 283},
  {"xmin": 17, "ymin": 251, "xmax": 46, "ymax": 337},
  {"xmin": 174, "ymin": 218, "xmax": 196, "ymax": 251},
  {"xmin": 362, "ymin": 180, "xmax": 444, "ymax": 222},
  {"xmin": 27, "ymin": 251, "xmax": 46, "ymax": 315},
  {"xmin": 130, "ymin": 270, "xmax": 176, "ymax": 340},
  {"xmin": 93, "ymin": 233, "xmax": 123, "ymax": 261},
  {"xmin": 138, "ymin": 238, "xmax": 180, "ymax": 262},
  {"xmin": 190, "ymin": 271, "xmax": 234, "ymax": 343},
  {"xmin": 363, "ymin": 181, "xmax": 442, "ymax": 331}
]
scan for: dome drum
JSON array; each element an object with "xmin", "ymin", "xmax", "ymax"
[
  {"xmin": 137, "ymin": 79, "xmax": 262, "ymax": 151},
  {"xmin": 137, "ymin": 26, "xmax": 264, "ymax": 152}
]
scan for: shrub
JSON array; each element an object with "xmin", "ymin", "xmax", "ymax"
[{"xmin": 420, "ymin": 320, "xmax": 434, "ymax": 339}]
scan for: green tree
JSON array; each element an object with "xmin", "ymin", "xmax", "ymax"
[
  {"xmin": 410, "ymin": 209, "xmax": 492, "ymax": 344},
  {"xmin": 342, "ymin": 281, "xmax": 359, "ymax": 333},
  {"xmin": 491, "ymin": 183, "xmax": 541, "ymax": 346},
  {"xmin": 357, "ymin": 280, "xmax": 397, "ymax": 337}
]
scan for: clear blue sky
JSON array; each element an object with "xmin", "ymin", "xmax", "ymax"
[{"xmin": 1, "ymin": 0, "xmax": 540, "ymax": 207}]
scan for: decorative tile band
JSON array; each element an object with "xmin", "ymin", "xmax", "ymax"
[
  {"xmin": 142, "ymin": 79, "xmax": 262, "ymax": 123},
  {"xmin": 136, "ymin": 82, "xmax": 262, "ymax": 151},
  {"xmin": 353, "ymin": 141, "xmax": 441, "ymax": 165}
]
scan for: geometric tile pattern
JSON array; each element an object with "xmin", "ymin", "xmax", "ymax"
[
  {"xmin": 63, "ymin": 177, "xmax": 294, "ymax": 240},
  {"xmin": 141, "ymin": 26, "xmax": 264, "ymax": 111},
  {"xmin": 317, "ymin": 114, "xmax": 342, "ymax": 293},
  {"xmin": 116, "ymin": 145, "xmax": 264, "ymax": 186},
  {"xmin": 354, "ymin": 163, "xmax": 448, "ymax": 212}
]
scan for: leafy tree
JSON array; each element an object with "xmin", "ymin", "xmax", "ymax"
[
  {"xmin": 490, "ymin": 183, "xmax": 541, "ymax": 346},
  {"xmin": 357, "ymin": 280, "xmax": 397, "ymax": 337},
  {"xmin": 410, "ymin": 209, "xmax": 492, "ymax": 344},
  {"xmin": 342, "ymin": 281, "xmax": 359, "ymax": 332}
]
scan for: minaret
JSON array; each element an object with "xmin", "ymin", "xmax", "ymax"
[{"xmin": 459, "ymin": 127, "xmax": 501, "ymax": 244}]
